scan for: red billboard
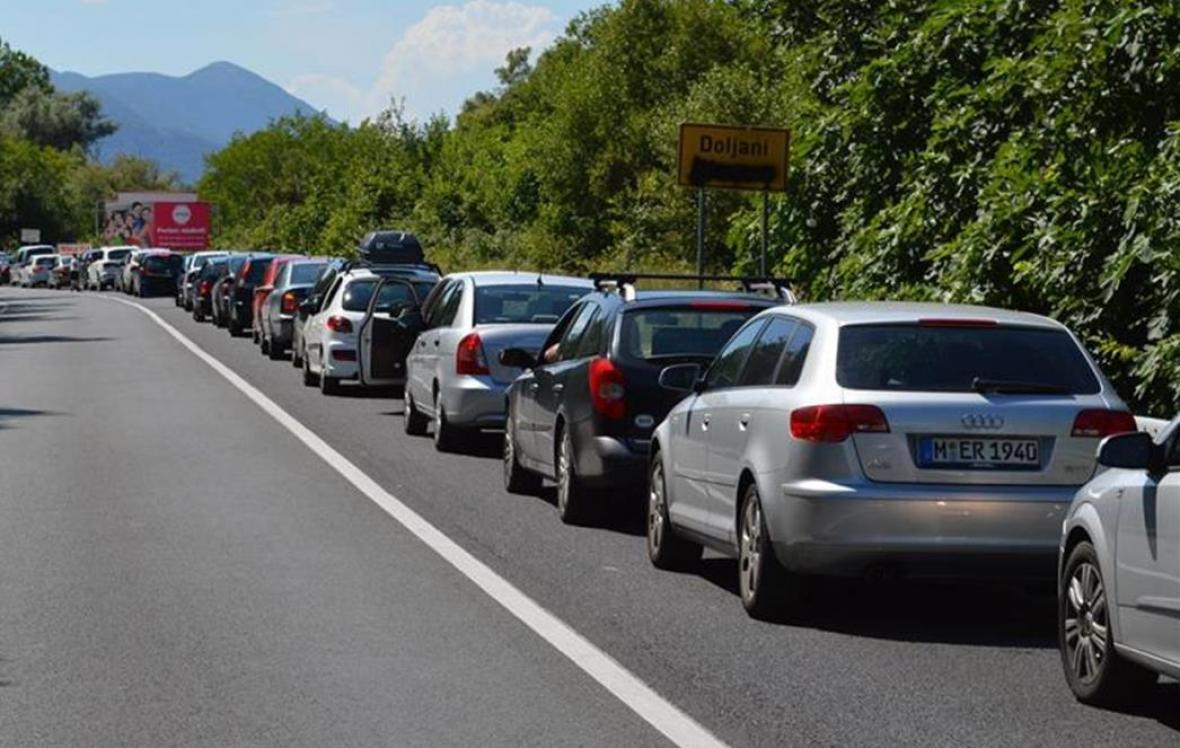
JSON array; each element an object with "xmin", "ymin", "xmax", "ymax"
[{"xmin": 150, "ymin": 201, "xmax": 211, "ymax": 250}]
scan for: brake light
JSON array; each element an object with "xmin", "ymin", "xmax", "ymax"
[
  {"xmin": 281, "ymin": 291, "xmax": 298, "ymax": 314},
  {"xmin": 456, "ymin": 332, "xmax": 490, "ymax": 375},
  {"xmin": 589, "ymin": 356, "xmax": 626, "ymax": 419},
  {"xmin": 199, "ymin": 279, "xmax": 212, "ymax": 295},
  {"xmin": 918, "ymin": 318, "xmax": 997, "ymax": 327},
  {"xmin": 1071, "ymin": 409, "xmax": 1136, "ymax": 438},
  {"xmin": 326, "ymin": 316, "xmax": 353, "ymax": 333},
  {"xmin": 790, "ymin": 404, "xmax": 890, "ymax": 442}
]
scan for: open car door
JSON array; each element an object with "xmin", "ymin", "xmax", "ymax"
[{"xmin": 358, "ymin": 278, "xmax": 426, "ymax": 387}]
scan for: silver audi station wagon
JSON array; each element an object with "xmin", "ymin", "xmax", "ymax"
[{"xmin": 646, "ymin": 302, "xmax": 1135, "ymax": 618}]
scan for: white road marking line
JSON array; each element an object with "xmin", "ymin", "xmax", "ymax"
[{"xmin": 100, "ymin": 294, "xmax": 726, "ymax": 748}]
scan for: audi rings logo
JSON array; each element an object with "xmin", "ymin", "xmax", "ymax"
[{"xmin": 961, "ymin": 413, "xmax": 1004, "ymax": 429}]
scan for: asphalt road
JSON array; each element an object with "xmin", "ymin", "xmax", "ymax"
[{"xmin": 1, "ymin": 285, "xmax": 1176, "ymax": 747}]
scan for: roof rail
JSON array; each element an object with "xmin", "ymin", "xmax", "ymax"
[
  {"xmin": 588, "ymin": 272, "xmax": 796, "ymax": 304},
  {"xmin": 341, "ymin": 259, "xmax": 443, "ymax": 275}
]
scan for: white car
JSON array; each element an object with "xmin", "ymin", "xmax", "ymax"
[
  {"xmin": 87, "ymin": 246, "xmax": 135, "ymax": 290},
  {"xmin": 26, "ymin": 254, "xmax": 59, "ymax": 287},
  {"xmin": 1058, "ymin": 421, "xmax": 1180, "ymax": 705},
  {"xmin": 180, "ymin": 251, "xmax": 228, "ymax": 309},
  {"xmin": 403, "ymin": 271, "xmax": 592, "ymax": 451},
  {"xmin": 300, "ymin": 268, "xmax": 385, "ymax": 395},
  {"xmin": 13, "ymin": 244, "xmax": 55, "ymax": 286}
]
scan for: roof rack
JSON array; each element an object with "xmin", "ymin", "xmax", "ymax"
[{"xmin": 588, "ymin": 272, "xmax": 796, "ymax": 304}]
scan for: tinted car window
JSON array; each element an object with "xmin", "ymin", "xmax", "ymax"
[
  {"xmin": 109, "ymin": 249, "xmax": 132, "ymax": 261},
  {"xmin": 575, "ymin": 307, "xmax": 607, "ymax": 358},
  {"xmin": 556, "ymin": 304, "xmax": 596, "ymax": 360},
  {"xmin": 737, "ymin": 317, "xmax": 797, "ymax": 387},
  {"xmin": 619, "ymin": 306, "xmax": 763, "ymax": 362},
  {"xmin": 143, "ymin": 255, "xmax": 172, "ymax": 272},
  {"xmin": 706, "ymin": 320, "xmax": 767, "ymax": 390},
  {"xmin": 775, "ymin": 323, "xmax": 814, "ymax": 386},
  {"xmin": 341, "ymin": 278, "xmax": 379, "ymax": 312},
  {"xmin": 245, "ymin": 258, "xmax": 273, "ymax": 283},
  {"xmin": 435, "ymin": 282, "xmax": 464, "ymax": 327},
  {"xmin": 474, "ymin": 285, "xmax": 585, "ymax": 325},
  {"xmin": 837, "ymin": 324, "xmax": 1100, "ymax": 393},
  {"xmin": 290, "ymin": 262, "xmax": 326, "ymax": 284},
  {"xmin": 373, "ymin": 281, "xmax": 416, "ymax": 312},
  {"xmin": 227, "ymin": 256, "xmax": 247, "ymax": 274}
]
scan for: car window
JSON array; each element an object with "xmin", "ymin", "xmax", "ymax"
[
  {"xmin": 109, "ymin": 249, "xmax": 131, "ymax": 261},
  {"xmin": 575, "ymin": 307, "xmax": 607, "ymax": 359},
  {"xmin": 473, "ymin": 284, "xmax": 586, "ymax": 325},
  {"xmin": 434, "ymin": 281, "xmax": 465, "ymax": 327},
  {"xmin": 705, "ymin": 319, "xmax": 767, "ymax": 391},
  {"xmin": 342, "ymin": 278, "xmax": 379, "ymax": 312},
  {"xmin": 737, "ymin": 317, "xmax": 798, "ymax": 387},
  {"xmin": 555, "ymin": 303, "xmax": 596, "ymax": 361},
  {"xmin": 372, "ymin": 280, "xmax": 416, "ymax": 313},
  {"xmin": 290, "ymin": 262, "xmax": 326, "ymax": 285},
  {"xmin": 322, "ymin": 278, "xmax": 344, "ymax": 311},
  {"xmin": 245, "ymin": 258, "xmax": 273, "ymax": 283},
  {"xmin": 836, "ymin": 324, "xmax": 1100, "ymax": 393},
  {"xmin": 619, "ymin": 305, "xmax": 764, "ymax": 363},
  {"xmin": 774, "ymin": 322, "xmax": 814, "ymax": 386}
]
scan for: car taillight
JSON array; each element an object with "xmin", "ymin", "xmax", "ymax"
[
  {"xmin": 199, "ymin": 280, "xmax": 211, "ymax": 294},
  {"xmin": 326, "ymin": 316, "xmax": 353, "ymax": 333},
  {"xmin": 456, "ymin": 332, "xmax": 490, "ymax": 375},
  {"xmin": 790, "ymin": 404, "xmax": 890, "ymax": 442},
  {"xmin": 281, "ymin": 292, "xmax": 298, "ymax": 314},
  {"xmin": 1071, "ymin": 409, "xmax": 1136, "ymax": 438},
  {"xmin": 589, "ymin": 356, "xmax": 626, "ymax": 419}
]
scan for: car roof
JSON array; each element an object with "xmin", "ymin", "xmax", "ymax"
[
  {"xmin": 447, "ymin": 270, "xmax": 594, "ymax": 287},
  {"xmin": 780, "ymin": 301, "xmax": 1064, "ymax": 329}
]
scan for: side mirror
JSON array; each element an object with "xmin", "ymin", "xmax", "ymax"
[
  {"xmin": 659, "ymin": 363, "xmax": 703, "ymax": 393},
  {"xmin": 1097, "ymin": 431, "xmax": 1158, "ymax": 471},
  {"xmin": 298, "ymin": 301, "xmax": 315, "ymax": 318},
  {"xmin": 499, "ymin": 347, "xmax": 536, "ymax": 370}
]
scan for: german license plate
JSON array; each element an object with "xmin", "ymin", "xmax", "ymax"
[{"xmin": 918, "ymin": 437, "xmax": 1040, "ymax": 469}]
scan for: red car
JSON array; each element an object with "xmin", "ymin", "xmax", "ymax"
[{"xmin": 251, "ymin": 255, "xmax": 300, "ymax": 345}]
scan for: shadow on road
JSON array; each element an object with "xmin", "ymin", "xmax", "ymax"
[
  {"xmin": 1090, "ymin": 682, "xmax": 1180, "ymax": 730},
  {"xmin": 0, "ymin": 407, "xmax": 61, "ymax": 430},
  {"xmin": 0, "ymin": 334, "xmax": 111, "ymax": 346}
]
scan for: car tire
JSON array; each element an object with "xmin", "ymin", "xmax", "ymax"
[
  {"xmin": 555, "ymin": 427, "xmax": 593, "ymax": 525},
  {"xmin": 432, "ymin": 394, "xmax": 468, "ymax": 453},
  {"xmin": 302, "ymin": 354, "xmax": 318, "ymax": 387},
  {"xmin": 503, "ymin": 419, "xmax": 542, "ymax": 494},
  {"xmin": 1059, "ymin": 541, "xmax": 1157, "ymax": 705},
  {"xmin": 228, "ymin": 315, "xmax": 242, "ymax": 337},
  {"xmin": 403, "ymin": 392, "xmax": 429, "ymax": 435},
  {"xmin": 738, "ymin": 482, "xmax": 803, "ymax": 620},
  {"xmin": 646, "ymin": 453, "xmax": 702, "ymax": 570},
  {"xmin": 267, "ymin": 338, "xmax": 284, "ymax": 361},
  {"xmin": 259, "ymin": 335, "xmax": 270, "ymax": 355},
  {"xmin": 320, "ymin": 372, "xmax": 342, "ymax": 396},
  {"xmin": 292, "ymin": 344, "xmax": 303, "ymax": 369}
]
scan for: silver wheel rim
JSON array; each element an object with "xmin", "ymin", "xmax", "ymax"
[
  {"xmin": 648, "ymin": 463, "xmax": 665, "ymax": 553},
  {"xmin": 739, "ymin": 493, "xmax": 762, "ymax": 602},
  {"xmin": 503, "ymin": 427, "xmax": 515, "ymax": 480},
  {"xmin": 404, "ymin": 395, "xmax": 412, "ymax": 421},
  {"xmin": 1064, "ymin": 561, "xmax": 1109, "ymax": 685},
  {"xmin": 433, "ymin": 398, "xmax": 442, "ymax": 443},
  {"xmin": 557, "ymin": 436, "xmax": 570, "ymax": 514}
]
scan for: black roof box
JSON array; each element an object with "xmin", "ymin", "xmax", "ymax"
[{"xmin": 358, "ymin": 230, "xmax": 424, "ymax": 265}]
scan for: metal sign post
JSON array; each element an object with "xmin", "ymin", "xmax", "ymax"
[
  {"xmin": 696, "ymin": 188, "xmax": 705, "ymax": 289},
  {"xmin": 761, "ymin": 191, "xmax": 769, "ymax": 276}
]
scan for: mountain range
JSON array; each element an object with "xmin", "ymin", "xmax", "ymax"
[{"xmin": 51, "ymin": 62, "xmax": 323, "ymax": 184}]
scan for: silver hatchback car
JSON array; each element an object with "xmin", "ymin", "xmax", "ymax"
[{"xmin": 647, "ymin": 302, "xmax": 1136, "ymax": 618}]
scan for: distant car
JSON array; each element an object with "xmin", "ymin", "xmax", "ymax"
[
  {"xmin": 50, "ymin": 255, "xmax": 76, "ymax": 289},
  {"xmin": 403, "ymin": 271, "xmax": 593, "ymax": 451},
  {"xmin": 250, "ymin": 255, "xmax": 297, "ymax": 344},
  {"xmin": 180, "ymin": 251, "xmax": 229, "ymax": 310},
  {"xmin": 501, "ymin": 277, "xmax": 783, "ymax": 521},
  {"xmin": 1057, "ymin": 421, "xmax": 1180, "ymax": 705},
  {"xmin": 292, "ymin": 258, "xmax": 348, "ymax": 371},
  {"xmin": 134, "ymin": 250, "xmax": 182, "ymax": 297},
  {"xmin": 13, "ymin": 244, "xmax": 55, "ymax": 286},
  {"xmin": 211, "ymin": 254, "xmax": 248, "ymax": 328},
  {"xmin": 26, "ymin": 254, "xmax": 58, "ymax": 287},
  {"xmin": 0, "ymin": 253, "xmax": 10, "ymax": 284},
  {"xmin": 76, "ymin": 249, "xmax": 104, "ymax": 290},
  {"xmin": 87, "ymin": 246, "xmax": 134, "ymax": 290},
  {"xmin": 116, "ymin": 249, "xmax": 144, "ymax": 293},
  {"xmin": 227, "ymin": 253, "xmax": 275, "ymax": 337},
  {"xmin": 192, "ymin": 256, "xmax": 229, "ymax": 322},
  {"xmin": 647, "ymin": 302, "xmax": 1136, "ymax": 619},
  {"xmin": 258, "ymin": 258, "xmax": 328, "ymax": 360},
  {"xmin": 301, "ymin": 264, "xmax": 440, "ymax": 395}
]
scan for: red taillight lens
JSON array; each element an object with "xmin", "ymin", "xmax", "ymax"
[
  {"xmin": 326, "ymin": 316, "xmax": 353, "ymax": 333},
  {"xmin": 199, "ymin": 279, "xmax": 212, "ymax": 295},
  {"xmin": 331, "ymin": 349, "xmax": 356, "ymax": 362},
  {"xmin": 589, "ymin": 356, "xmax": 626, "ymax": 419},
  {"xmin": 281, "ymin": 292, "xmax": 298, "ymax": 314},
  {"xmin": 456, "ymin": 332, "xmax": 490, "ymax": 375},
  {"xmin": 790, "ymin": 404, "xmax": 890, "ymax": 442},
  {"xmin": 1071, "ymin": 409, "xmax": 1136, "ymax": 438}
]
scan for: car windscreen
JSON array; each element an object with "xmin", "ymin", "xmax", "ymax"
[
  {"xmin": 108, "ymin": 249, "xmax": 132, "ymax": 261},
  {"xmin": 474, "ymin": 284, "xmax": 586, "ymax": 325},
  {"xmin": 836, "ymin": 323, "xmax": 1101, "ymax": 393},
  {"xmin": 143, "ymin": 256, "xmax": 172, "ymax": 272},
  {"xmin": 290, "ymin": 262, "xmax": 326, "ymax": 284},
  {"xmin": 342, "ymin": 278, "xmax": 379, "ymax": 312},
  {"xmin": 620, "ymin": 305, "xmax": 765, "ymax": 362}
]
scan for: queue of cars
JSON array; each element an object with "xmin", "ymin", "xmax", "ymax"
[{"xmin": 7, "ymin": 232, "xmax": 1176, "ymax": 706}]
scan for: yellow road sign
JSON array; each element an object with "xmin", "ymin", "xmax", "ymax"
[{"xmin": 677, "ymin": 123, "xmax": 790, "ymax": 192}]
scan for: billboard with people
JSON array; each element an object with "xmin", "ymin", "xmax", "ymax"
[{"xmin": 102, "ymin": 192, "xmax": 210, "ymax": 249}]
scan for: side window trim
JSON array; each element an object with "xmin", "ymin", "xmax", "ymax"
[
  {"xmin": 704, "ymin": 318, "xmax": 768, "ymax": 392},
  {"xmin": 736, "ymin": 315, "xmax": 798, "ymax": 388},
  {"xmin": 773, "ymin": 320, "xmax": 816, "ymax": 386}
]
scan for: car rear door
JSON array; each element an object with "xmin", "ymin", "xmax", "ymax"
[
  {"xmin": 408, "ymin": 279, "xmax": 459, "ymax": 408},
  {"xmin": 359, "ymin": 278, "xmax": 423, "ymax": 386}
]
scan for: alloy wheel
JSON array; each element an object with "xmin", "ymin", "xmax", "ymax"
[
  {"xmin": 556, "ymin": 436, "xmax": 571, "ymax": 515},
  {"xmin": 647, "ymin": 462, "xmax": 665, "ymax": 553},
  {"xmin": 1064, "ymin": 561, "xmax": 1109, "ymax": 686},
  {"xmin": 739, "ymin": 494, "xmax": 762, "ymax": 603}
]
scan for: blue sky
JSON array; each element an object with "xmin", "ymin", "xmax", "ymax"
[{"xmin": 0, "ymin": 0, "xmax": 597, "ymax": 122}]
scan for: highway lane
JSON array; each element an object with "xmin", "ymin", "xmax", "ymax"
[{"xmin": 2, "ymin": 285, "xmax": 1177, "ymax": 746}]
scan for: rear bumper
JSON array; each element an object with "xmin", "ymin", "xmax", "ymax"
[
  {"xmin": 441, "ymin": 376, "xmax": 509, "ymax": 428},
  {"xmin": 272, "ymin": 318, "xmax": 294, "ymax": 345},
  {"xmin": 768, "ymin": 479, "xmax": 1074, "ymax": 580},
  {"xmin": 573, "ymin": 429, "xmax": 649, "ymax": 487}
]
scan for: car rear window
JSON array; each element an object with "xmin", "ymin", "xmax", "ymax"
[
  {"xmin": 342, "ymin": 278, "xmax": 378, "ymax": 311},
  {"xmin": 474, "ymin": 284, "xmax": 585, "ymax": 324},
  {"xmin": 143, "ymin": 256, "xmax": 171, "ymax": 272},
  {"xmin": 36, "ymin": 257, "xmax": 55, "ymax": 267},
  {"xmin": 620, "ymin": 306, "xmax": 764, "ymax": 362},
  {"xmin": 108, "ymin": 249, "xmax": 132, "ymax": 261},
  {"xmin": 244, "ymin": 258, "xmax": 273, "ymax": 282},
  {"xmin": 290, "ymin": 262, "xmax": 326, "ymax": 284},
  {"xmin": 836, "ymin": 324, "xmax": 1101, "ymax": 394}
]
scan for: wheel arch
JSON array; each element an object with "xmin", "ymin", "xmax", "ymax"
[{"xmin": 735, "ymin": 469, "xmax": 757, "ymax": 539}]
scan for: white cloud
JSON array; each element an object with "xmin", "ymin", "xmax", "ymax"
[{"xmin": 287, "ymin": 73, "xmax": 365, "ymax": 121}]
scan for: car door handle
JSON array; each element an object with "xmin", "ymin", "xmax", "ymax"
[
  {"xmin": 739, "ymin": 413, "xmax": 750, "ymax": 430},
  {"xmin": 701, "ymin": 415, "xmax": 710, "ymax": 431},
  {"xmin": 433, "ymin": 340, "xmax": 440, "ymax": 347}
]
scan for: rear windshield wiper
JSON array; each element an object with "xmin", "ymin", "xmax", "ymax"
[{"xmin": 971, "ymin": 377, "xmax": 1070, "ymax": 395}]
